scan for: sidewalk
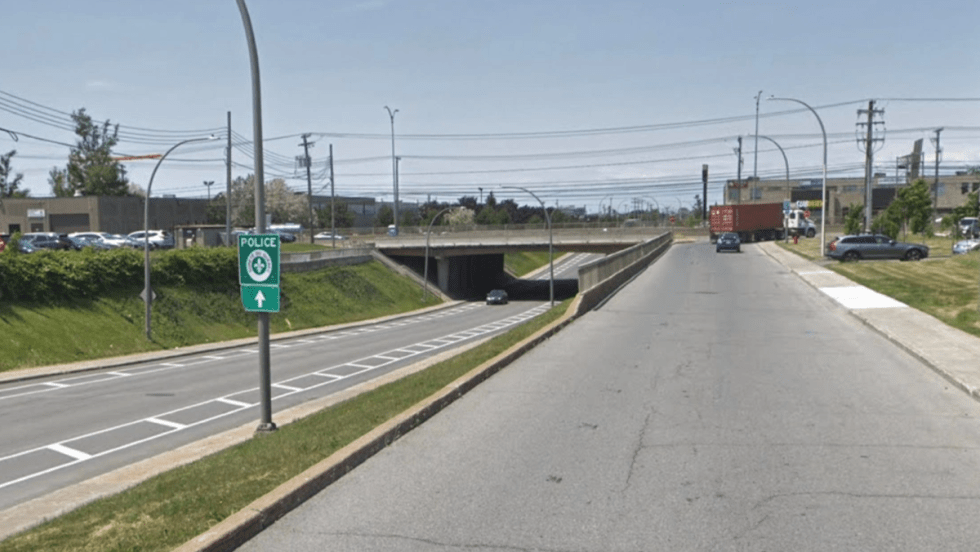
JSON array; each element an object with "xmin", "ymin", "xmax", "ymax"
[{"xmin": 759, "ymin": 241, "xmax": 980, "ymax": 400}]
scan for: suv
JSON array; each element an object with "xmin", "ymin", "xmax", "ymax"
[
  {"xmin": 128, "ymin": 230, "xmax": 175, "ymax": 249},
  {"xmin": 826, "ymin": 234, "xmax": 929, "ymax": 262},
  {"xmin": 20, "ymin": 232, "xmax": 72, "ymax": 251}
]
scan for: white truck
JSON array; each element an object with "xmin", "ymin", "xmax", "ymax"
[{"xmin": 785, "ymin": 209, "xmax": 816, "ymax": 238}]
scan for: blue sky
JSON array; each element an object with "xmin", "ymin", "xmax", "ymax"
[{"xmin": 1, "ymin": 0, "xmax": 978, "ymax": 213}]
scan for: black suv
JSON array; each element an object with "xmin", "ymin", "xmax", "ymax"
[
  {"xmin": 20, "ymin": 232, "xmax": 72, "ymax": 251},
  {"xmin": 826, "ymin": 234, "xmax": 929, "ymax": 262}
]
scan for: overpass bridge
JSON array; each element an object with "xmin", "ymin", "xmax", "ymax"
[{"xmin": 371, "ymin": 226, "xmax": 669, "ymax": 299}]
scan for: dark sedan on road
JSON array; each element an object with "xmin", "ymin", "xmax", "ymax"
[
  {"xmin": 486, "ymin": 289, "xmax": 509, "ymax": 305},
  {"xmin": 827, "ymin": 234, "xmax": 929, "ymax": 262},
  {"xmin": 716, "ymin": 232, "xmax": 740, "ymax": 253}
]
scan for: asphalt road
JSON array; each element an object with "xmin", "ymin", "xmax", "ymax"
[
  {"xmin": 239, "ymin": 241, "xmax": 980, "ymax": 551},
  {"xmin": 0, "ymin": 253, "xmax": 597, "ymax": 513}
]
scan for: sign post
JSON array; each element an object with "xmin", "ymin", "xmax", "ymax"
[{"xmin": 239, "ymin": 234, "xmax": 280, "ymax": 313}]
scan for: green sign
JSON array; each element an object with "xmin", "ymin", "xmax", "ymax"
[
  {"xmin": 241, "ymin": 284, "xmax": 280, "ymax": 312},
  {"xmin": 238, "ymin": 234, "xmax": 280, "ymax": 312}
]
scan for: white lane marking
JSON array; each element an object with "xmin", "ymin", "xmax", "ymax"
[
  {"xmin": 270, "ymin": 344, "xmax": 290, "ymax": 349},
  {"xmin": 202, "ymin": 355, "xmax": 226, "ymax": 360},
  {"xmin": 44, "ymin": 382, "xmax": 69, "ymax": 389},
  {"xmin": 820, "ymin": 286, "xmax": 908, "ymax": 309},
  {"xmin": 272, "ymin": 383, "xmax": 302, "ymax": 392},
  {"xmin": 160, "ymin": 363, "xmax": 185, "ymax": 367},
  {"xmin": 108, "ymin": 372, "xmax": 132, "ymax": 377},
  {"xmin": 0, "ymin": 303, "xmax": 552, "ymax": 491},
  {"xmin": 48, "ymin": 444, "xmax": 92, "ymax": 461},
  {"xmin": 146, "ymin": 417, "xmax": 187, "ymax": 430},
  {"xmin": 216, "ymin": 397, "xmax": 253, "ymax": 408}
]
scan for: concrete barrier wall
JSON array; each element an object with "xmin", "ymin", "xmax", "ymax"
[
  {"xmin": 280, "ymin": 248, "xmax": 374, "ymax": 273},
  {"xmin": 575, "ymin": 233, "xmax": 673, "ymax": 315}
]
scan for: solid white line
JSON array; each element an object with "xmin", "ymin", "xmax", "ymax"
[
  {"xmin": 345, "ymin": 362, "xmax": 374, "ymax": 369},
  {"xmin": 160, "ymin": 363, "xmax": 185, "ymax": 367},
  {"xmin": 43, "ymin": 382, "xmax": 69, "ymax": 388},
  {"xmin": 202, "ymin": 355, "xmax": 226, "ymax": 360},
  {"xmin": 146, "ymin": 417, "xmax": 187, "ymax": 430},
  {"xmin": 48, "ymin": 443, "xmax": 92, "ymax": 461},
  {"xmin": 108, "ymin": 372, "xmax": 132, "ymax": 377},
  {"xmin": 272, "ymin": 383, "xmax": 302, "ymax": 392},
  {"xmin": 217, "ymin": 397, "xmax": 253, "ymax": 408}
]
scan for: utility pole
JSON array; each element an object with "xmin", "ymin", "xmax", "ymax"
[
  {"xmin": 753, "ymin": 90, "xmax": 762, "ymax": 188},
  {"xmin": 856, "ymin": 100, "xmax": 884, "ymax": 233},
  {"xmin": 204, "ymin": 180, "xmax": 214, "ymax": 202},
  {"xmin": 226, "ymin": 111, "xmax": 232, "ymax": 245},
  {"xmin": 932, "ymin": 127, "xmax": 944, "ymax": 214},
  {"xmin": 299, "ymin": 133, "xmax": 315, "ymax": 244},
  {"xmin": 702, "ymin": 164, "xmax": 708, "ymax": 222},
  {"xmin": 734, "ymin": 136, "xmax": 744, "ymax": 204},
  {"xmin": 329, "ymin": 143, "xmax": 336, "ymax": 247}
]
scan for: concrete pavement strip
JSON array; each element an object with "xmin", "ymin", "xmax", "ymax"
[{"xmin": 759, "ymin": 241, "xmax": 980, "ymax": 401}]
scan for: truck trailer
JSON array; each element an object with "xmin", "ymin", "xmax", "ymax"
[{"xmin": 709, "ymin": 203, "xmax": 815, "ymax": 243}]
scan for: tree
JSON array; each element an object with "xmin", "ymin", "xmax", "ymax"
[
  {"xmin": 50, "ymin": 109, "xmax": 130, "ymax": 197},
  {"xmin": 225, "ymin": 174, "xmax": 307, "ymax": 227},
  {"xmin": 844, "ymin": 204, "xmax": 864, "ymax": 235},
  {"xmin": 872, "ymin": 179, "xmax": 933, "ymax": 238},
  {"xmin": 314, "ymin": 202, "xmax": 356, "ymax": 229},
  {"xmin": 0, "ymin": 150, "xmax": 28, "ymax": 197},
  {"xmin": 375, "ymin": 204, "xmax": 393, "ymax": 227}
]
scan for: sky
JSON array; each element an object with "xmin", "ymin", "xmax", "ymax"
[{"xmin": 1, "ymin": 0, "xmax": 978, "ymax": 215}]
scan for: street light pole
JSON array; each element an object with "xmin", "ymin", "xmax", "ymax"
[
  {"xmin": 423, "ymin": 205, "xmax": 453, "ymax": 302},
  {"xmin": 384, "ymin": 106, "xmax": 399, "ymax": 236},
  {"xmin": 144, "ymin": 136, "xmax": 216, "ymax": 341},
  {"xmin": 756, "ymin": 134, "xmax": 791, "ymax": 241},
  {"xmin": 236, "ymin": 0, "xmax": 275, "ymax": 433},
  {"xmin": 503, "ymin": 186, "xmax": 553, "ymax": 307},
  {"xmin": 769, "ymin": 96, "xmax": 828, "ymax": 256}
]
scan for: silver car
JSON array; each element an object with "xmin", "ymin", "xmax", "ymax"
[{"xmin": 953, "ymin": 239, "xmax": 980, "ymax": 255}]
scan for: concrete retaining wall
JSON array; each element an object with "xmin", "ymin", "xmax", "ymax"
[{"xmin": 575, "ymin": 233, "xmax": 673, "ymax": 315}]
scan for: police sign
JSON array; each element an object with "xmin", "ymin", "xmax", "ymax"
[{"xmin": 239, "ymin": 234, "xmax": 280, "ymax": 312}]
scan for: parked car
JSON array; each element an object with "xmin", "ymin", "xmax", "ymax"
[
  {"xmin": 20, "ymin": 232, "xmax": 72, "ymax": 251},
  {"xmin": 128, "ymin": 230, "xmax": 175, "ymax": 249},
  {"xmin": 68, "ymin": 235, "xmax": 114, "ymax": 251},
  {"xmin": 314, "ymin": 232, "xmax": 346, "ymax": 240},
  {"xmin": 715, "ymin": 232, "xmax": 741, "ymax": 253},
  {"xmin": 270, "ymin": 229, "xmax": 297, "ymax": 243},
  {"xmin": 69, "ymin": 232, "xmax": 134, "ymax": 249},
  {"xmin": 826, "ymin": 234, "xmax": 929, "ymax": 262},
  {"xmin": 486, "ymin": 289, "xmax": 509, "ymax": 305},
  {"xmin": 959, "ymin": 217, "xmax": 980, "ymax": 238},
  {"xmin": 953, "ymin": 239, "xmax": 980, "ymax": 255}
]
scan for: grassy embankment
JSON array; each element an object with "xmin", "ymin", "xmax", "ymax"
[
  {"xmin": 0, "ymin": 255, "xmax": 435, "ymax": 374},
  {"xmin": 777, "ymin": 233, "xmax": 980, "ymax": 338},
  {"xmin": 505, "ymin": 251, "xmax": 553, "ymax": 277},
  {"xmin": 0, "ymin": 299, "xmax": 571, "ymax": 552}
]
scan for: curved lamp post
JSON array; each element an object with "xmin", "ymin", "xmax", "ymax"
[
  {"xmin": 144, "ymin": 135, "xmax": 216, "ymax": 340},
  {"xmin": 423, "ymin": 205, "xmax": 453, "ymax": 302},
  {"xmin": 769, "ymin": 96, "xmax": 828, "ymax": 255},
  {"xmin": 503, "ymin": 185, "xmax": 553, "ymax": 307},
  {"xmin": 384, "ymin": 106, "xmax": 399, "ymax": 236},
  {"xmin": 756, "ymin": 134, "xmax": 791, "ymax": 242}
]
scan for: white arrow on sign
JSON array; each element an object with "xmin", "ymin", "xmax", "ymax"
[{"xmin": 255, "ymin": 289, "xmax": 266, "ymax": 308}]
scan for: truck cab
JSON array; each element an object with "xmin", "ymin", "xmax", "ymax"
[{"xmin": 784, "ymin": 209, "xmax": 816, "ymax": 238}]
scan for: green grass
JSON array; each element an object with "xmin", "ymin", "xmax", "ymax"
[
  {"xmin": 0, "ymin": 261, "xmax": 438, "ymax": 374},
  {"xmin": 505, "ymin": 251, "xmax": 552, "ymax": 277},
  {"xmin": 0, "ymin": 299, "xmax": 571, "ymax": 552}
]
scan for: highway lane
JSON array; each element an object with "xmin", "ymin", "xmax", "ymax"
[
  {"xmin": 239, "ymin": 241, "xmax": 980, "ymax": 551},
  {"xmin": 0, "ymin": 252, "xmax": 598, "ymax": 512}
]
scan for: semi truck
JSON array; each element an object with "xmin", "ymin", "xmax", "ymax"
[{"xmin": 709, "ymin": 203, "xmax": 815, "ymax": 243}]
